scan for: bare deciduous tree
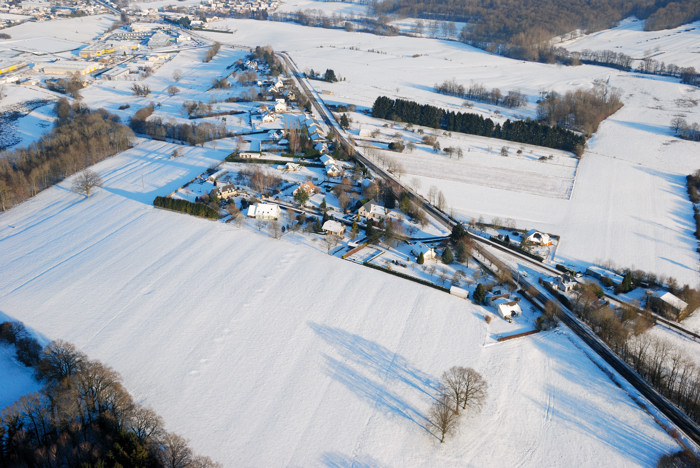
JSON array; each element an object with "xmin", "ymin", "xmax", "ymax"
[
  {"xmin": 38, "ymin": 340, "xmax": 86, "ymax": 382},
  {"xmin": 172, "ymin": 69, "xmax": 183, "ymax": 82},
  {"xmin": 430, "ymin": 390, "xmax": 459, "ymax": 443},
  {"xmin": 167, "ymin": 85, "xmax": 180, "ymax": 96},
  {"xmin": 72, "ymin": 169, "xmax": 103, "ymax": 198},
  {"xmin": 460, "ymin": 367, "xmax": 488, "ymax": 411}
]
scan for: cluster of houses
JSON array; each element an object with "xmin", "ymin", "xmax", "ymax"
[
  {"xmin": 160, "ymin": 0, "xmax": 280, "ymax": 22},
  {"xmin": 0, "ymin": 0, "xmax": 110, "ymax": 21}
]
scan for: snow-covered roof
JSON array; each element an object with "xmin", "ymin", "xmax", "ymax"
[
  {"xmin": 497, "ymin": 300, "xmax": 521, "ymax": 318},
  {"xmin": 412, "ymin": 242, "xmax": 434, "ymax": 256},
  {"xmin": 658, "ymin": 292, "xmax": 688, "ymax": 311},
  {"xmin": 360, "ymin": 201, "xmax": 386, "ymax": 217},
  {"xmin": 320, "ymin": 154, "xmax": 334, "ymax": 165},
  {"xmin": 322, "ymin": 220, "xmax": 344, "ymax": 234},
  {"xmin": 247, "ymin": 203, "xmax": 280, "ymax": 218}
]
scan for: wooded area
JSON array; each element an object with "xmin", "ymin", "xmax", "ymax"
[
  {"xmin": 0, "ymin": 320, "xmax": 219, "ymax": 467},
  {"xmin": 129, "ymin": 104, "xmax": 228, "ymax": 145},
  {"xmin": 0, "ymin": 99, "xmax": 134, "ymax": 212},
  {"xmin": 373, "ymin": 0, "xmax": 700, "ymax": 61},
  {"xmin": 372, "ymin": 96, "xmax": 586, "ymax": 154}
]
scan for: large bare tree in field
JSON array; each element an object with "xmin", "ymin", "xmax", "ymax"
[
  {"xmin": 460, "ymin": 367, "xmax": 488, "ymax": 411},
  {"xmin": 72, "ymin": 169, "xmax": 102, "ymax": 198},
  {"xmin": 430, "ymin": 390, "xmax": 459, "ymax": 443}
]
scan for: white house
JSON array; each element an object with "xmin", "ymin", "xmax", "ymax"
[
  {"xmin": 274, "ymin": 98, "xmax": 287, "ymax": 113},
  {"xmin": 495, "ymin": 298, "xmax": 521, "ymax": 320},
  {"xmin": 358, "ymin": 200, "xmax": 386, "ymax": 221},
  {"xmin": 411, "ymin": 242, "xmax": 436, "ymax": 261},
  {"xmin": 261, "ymin": 112, "xmax": 276, "ymax": 123},
  {"xmin": 314, "ymin": 142, "xmax": 328, "ymax": 154},
  {"xmin": 525, "ymin": 229, "xmax": 552, "ymax": 246},
  {"xmin": 319, "ymin": 154, "xmax": 335, "ymax": 166},
  {"xmin": 326, "ymin": 164, "xmax": 342, "ymax": 178},
  {"xmin": 322, "ymin": 220, "xmax": 345, "ymax": 235},
  {"xmin": 246, "ymin": 203, "xmax": 281, "ymax": 220}
]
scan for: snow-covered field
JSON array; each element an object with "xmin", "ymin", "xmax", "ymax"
[
  {"xmin": 0, "ymin": 14, "xmax": 117, "ymax": 46},
  {"xmin": 0, "ymin": 139, "xmax": 683, "ymax": 466},
  {"xmin": 559, "ymin": 17, "xmax": 700, "ymax": 71},
  {"xmin": 194, "ymin": 19, "xmax": 699, "ymax": 285}
]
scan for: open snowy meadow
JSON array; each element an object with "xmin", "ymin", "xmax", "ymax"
[
  {"xmin": 0, "ymin": 137, "xmax": 684, "ymax": 466},
  {"xmin": 0, "ymin": 9, "xmax": 699, "ymax": 465}
]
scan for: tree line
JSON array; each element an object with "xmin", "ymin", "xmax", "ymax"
[
  {"xmin": 435, "ymin": 79, "xmax": 528, "ymax": 108},
  {"xmin": 372, "ymin": 96, "xmax": 586, "ymax": 154},
  {"xmin": 153, "ymin": 195, "xmax": 219, "ymax": 219},
  {"xmin": 130, "ymin": 105, "xmax": 228, "ymax": 146},
  {"xmin": 372, "ymin": 0, "xmax": 699, "ymax": 62},
  {"xmin": 0, "ymin": 99, "xmax": 134, "ymax": 212},
  {"xmin": 687, "ymin": 170, "xmax": 700, "ymax": 245},
  {"xmin": 0, "ymin": 320, "xmax": 220, "ymax": 467},
  {"xmin": 536, "ymin": 84, "xmax": 624, "ymax": 136},
  {"xmin": 563, "ymin": 281, "xmax": 700, "ymax": 425}
]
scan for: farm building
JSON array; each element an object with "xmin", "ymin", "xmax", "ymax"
[
  {"xmin": 525, "ymin": 229, "xmax": 552, "ymax": 246},
  {"xmin": 42, "ymin": 61, "xmax": 101, "ymax": 75},
  {"xmin": 322, "ymin": 220, "xmax": 345, "ymax": 235},
  {"xmin": 649, "ymin": 291, "xmax": 689, "ymax": 320},
  {"xmin": 359, "ymin": 200, "xmax": 386, "ymax": 221},
  {"xmin": 246, "ymin": 203, "xmax": 281, "ymax": 220}
]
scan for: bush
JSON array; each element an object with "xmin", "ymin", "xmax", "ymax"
[
  {"xmin": 153, "ymin": 196, "xmax": 219, "ymax": 219},
  {"xmin": 15, "ymin": 336, "xmax": 42, "ymax": 367}
]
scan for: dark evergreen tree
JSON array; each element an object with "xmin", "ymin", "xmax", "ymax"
[
  {"xmin": 442, "ymin": 246, "xmax": 454, "ymax": 264},
  {"xmin": 473, "ymin": 283, "xmax": 486, "ymax": 304}
]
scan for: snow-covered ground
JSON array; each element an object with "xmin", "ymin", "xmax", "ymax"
[
  {"xmin": 0, "ymin": 342, "xmax": 41, "ymax": 410},
  {"xmin": 189, "ymin": 19, "xmax": 699, "ymax": 285},
  {"xmin": 558, "ymin": 17, "xmax": 700, "ymax": 71},
  {"xmin": 0, "ymin": 134, "xmax": 685, "ymax": 466}
]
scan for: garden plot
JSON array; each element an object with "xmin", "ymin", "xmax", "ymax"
[{"xmin": 352, "ymin": 113, "xmax": 578, "ymax": 200}]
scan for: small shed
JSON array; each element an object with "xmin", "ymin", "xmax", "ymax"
[{"xmin": 450, "ymin": 286, "xmax": 469, "ymax": 299}]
